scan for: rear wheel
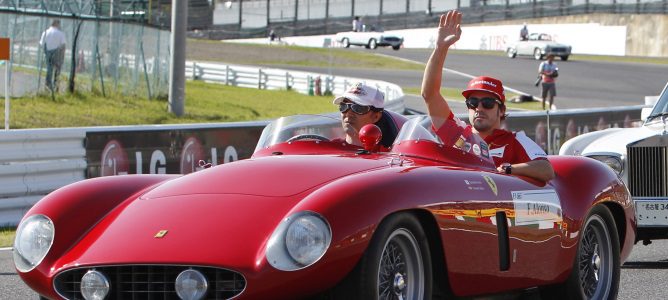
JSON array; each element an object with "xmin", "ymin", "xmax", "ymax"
[
  {"xmin": 561, "ymin": 55, "xmax": 569, "ymax": 61},
  {"xmin": 333, "ymin": 213, "xmax": 432, "ymax": 299},
  {"xmin": 368, "ymin": 39, "xmax": 378, "ymax": 50},
  {"xmin": 541, "ymin": 205, "xmax": 620, "ymax": 300},
  {"xmin": 534, "ymin": 48, "xmax": 543, "ymax": 60},
  {"xmin": 342, "ymin": 38, "xmax": 350, "ymax": 48},
  {"xmin": 392, "ymin": 45, "xmax": 400, "ymax": 51}
]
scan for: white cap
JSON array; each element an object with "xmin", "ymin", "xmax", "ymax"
[{"xmin": 333, "ymin": 82, "xmax": 385, "ymax": 109}]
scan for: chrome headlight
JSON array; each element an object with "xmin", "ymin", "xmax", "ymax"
[
  {"xmin": 589, "ymin": 155, "xmax": 624, "ymax": 176},
  {"xmin": 13, "ymin": 214, "xmax": 55, "ymax": 272},
  {"xmin": 80, "ymin": 270, "xmax": 110, "ymax": 300},
  {"xmin": 266, "ymin": 211, "xmax": 331, "ymax": 271}
]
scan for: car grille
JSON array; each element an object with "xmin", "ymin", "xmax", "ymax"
[
  {"xmin": 548, "ymin": 47, "xmax": 568, "ymax": 53},
  {"xmin": 628, "ymin": 145, "xmax": 668, "ymax": 197},
  {"xmin": 54, "ymin": 265, "xmax": 246, "ymax": 300},
  {"xmin": 382, "ymin": 37, "xmax": 401, "ymax": 42}
]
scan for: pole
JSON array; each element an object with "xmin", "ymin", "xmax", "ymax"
[
  {"xmin": 4, "ymin": 62, "xmax": 8, "ymax": 130},
  {"xmin": 169, "ymin": 0, "xmax": 187, "ymax": 116}
]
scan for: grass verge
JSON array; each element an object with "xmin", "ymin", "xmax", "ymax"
[
  {"xmin": 403, "ymin": 87, "xmax": 544, "ymax": 111},
  {"xmin": 1, "ymin": 81, "xmax": 337, "ymax": 129},
  {"xmin": 0, "ymin": 227, "xmax": 15, "ymax": 248}
]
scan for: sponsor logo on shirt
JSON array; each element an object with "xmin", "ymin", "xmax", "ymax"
[{"xmin": 490, "ymin": 145, "xmax": 506, "ymax": 158}]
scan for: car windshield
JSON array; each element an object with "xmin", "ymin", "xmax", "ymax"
[
  {"xmin": 254, "ymin": 114, "xmax": 345, "ymax": 152},
  {"xmin": 645, "ymin": 83, "xmax": 668, "ymax": 123},
  {"xmin": 392, "ymin": 115, "xmax": 443, "ymax": 145}
]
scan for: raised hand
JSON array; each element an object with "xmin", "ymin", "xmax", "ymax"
[{"xmin": 436, "ymin": 10, "xmax": 462, "ymax": 49}]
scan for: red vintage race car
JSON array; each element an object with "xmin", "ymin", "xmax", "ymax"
[{"xmin": 14, "ymin": 114, "xmax": 635, "ymax": 300}]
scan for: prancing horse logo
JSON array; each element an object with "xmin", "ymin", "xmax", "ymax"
[{"xmin": 154, "ymin": 230, "xmax": 168, "ymax": 238}]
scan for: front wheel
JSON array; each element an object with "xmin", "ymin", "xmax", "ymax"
[
  {"xmin": 342, "ymin": 38, "xmax": 350, "ymax": 48},
  {"xmin": 541, "ymin": 205, "xmax": 620, "ymax": 300},
  {"xmin": 507, "ymin": 48, "xmax": 517, "ymax": 58},
  {"xmin": 334, "ymin": 213, "xmax": 432, "ymax": 299},
  {"xmin": 392, "ymin": 45, "xmax": 401, "ymax": 51},
  {"xmin": 534, "ymin": 48, "xmax": 543, "ymax": 60},
  {"xmin": 561, "ymin": 55, "xmax": 569, "ymax": 61}
]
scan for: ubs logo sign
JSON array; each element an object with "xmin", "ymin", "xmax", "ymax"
[{"xmin": 100, "ymin": 140, "xmax": 129, "ymax": 176}]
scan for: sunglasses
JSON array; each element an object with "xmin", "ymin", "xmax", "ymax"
[
  {"xmin": 465, "ymin": 97, "xmax": 502, "ymax": 110},
  {"xmin": 339, "ymin": 102, "xmax": 374, "ymax": 115}
]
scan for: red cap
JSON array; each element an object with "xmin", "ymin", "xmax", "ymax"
[{"xmin": 462, "ymin": 76, "xmax": 506, "ymax": 103}]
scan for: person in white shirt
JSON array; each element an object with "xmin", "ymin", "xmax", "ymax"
[
  {"xmin": 39, "ymin": 20, "xmax": 67, "ymax": 91},
  {"xmin": 538, "ymin": 54, "xmax": 558, "ymax": 110}
]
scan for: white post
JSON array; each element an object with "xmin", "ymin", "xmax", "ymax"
[{"xmin": 4, "ymin": 62, "xmax": 8, "ymax": 130}]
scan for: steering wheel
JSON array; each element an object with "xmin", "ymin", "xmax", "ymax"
[{"xmin": 286, "ymin": 134, "xmax": 331, "ymax": 143}]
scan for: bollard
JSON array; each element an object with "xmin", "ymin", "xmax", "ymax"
[
  {"xmin": 315, "ymin": 76, "xmax": 322, "ymax": 96},
  {"xmin": 308, "ymin": 75, "xmax": 314, "ymax": 96}
]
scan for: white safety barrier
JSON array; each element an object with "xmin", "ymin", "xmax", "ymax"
[
  {"xmin": 185, "ymin": 61, "xmax": 406, "ymax": 113},
  {"xmin": 0, "ymin": 128, "xmax": 87, "ymax": 226}
]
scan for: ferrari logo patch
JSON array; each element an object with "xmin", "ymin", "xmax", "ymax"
[
  {"xmin": 154, "ymin": 230, "xmax": 168, "ymax": 238},
  {"xmin": 483, "ymin": 175, "xmax": 498, "ymax": 196}
]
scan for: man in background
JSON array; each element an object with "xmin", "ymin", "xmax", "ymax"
[
  {"xmin": 539, "ymin": 54, "xmax": 558, "ymax": 110},
  {"xmin": 39, "ymin": 20, "xmax": 67, "ymax": 91}
]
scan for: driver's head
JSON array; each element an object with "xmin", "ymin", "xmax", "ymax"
[
  {"xmin": 333, "ymin": 82, "xmax": 385, "ymax": 145},
  {"xmin": 462, "ymin": 76, "xmax": 507, "ymax": 136}
]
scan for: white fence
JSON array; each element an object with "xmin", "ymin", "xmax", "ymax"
[{"xmin": 185, "ymin": 61, "xmax": 406, "ymax": 113}]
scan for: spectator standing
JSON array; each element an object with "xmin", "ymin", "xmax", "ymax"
[
  {"xmin": 520, "ymin": 23, "xmax": 529, "ymax": 41},
  {"xmin": 539, "ymin": 54, "xmax": 558, "ymax": 110},
  {"xmin": 39, "ymin": 20, "xmax": 66, "ymax": 91},
  {"xmin": 352, "ymin": 16, "xmax": 360, "ymax": 32},
  {"xmin": 269, "ymin": 29, "xmax": 277, "ymax": 42}
]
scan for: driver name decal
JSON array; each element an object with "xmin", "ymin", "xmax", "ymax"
[{"xmin": 512, "ymin": 189, "xmax": 562, "ymax": 229}]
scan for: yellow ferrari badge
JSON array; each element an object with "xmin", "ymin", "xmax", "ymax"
[
  {"xmin": 154, "ymin": 230, "xmax": 168, "ymax": 238},
  {"xmin": 483, "ymin": 175, "xmax": 498, "ymax": 196}
]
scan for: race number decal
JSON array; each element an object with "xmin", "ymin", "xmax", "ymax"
[{"xmin": 512, "ymin": 190, "xmax": 562, "ymax": 228}]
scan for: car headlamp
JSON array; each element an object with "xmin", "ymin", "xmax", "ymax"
[
  {"xmin": 175, "ymin": 269, "xmax": 208, "ymax": 300},
  {"xmin": 266, "ymin": 211, "xmax": 331, "ymax": 271},
  {"xmin": 80, "ymin": 270, "xmax": 110, "ymax": 300},
  {"xmin": 588, "ymin": 155, "xmax": 624, "ymax": 176},
  {"xmin": 13, "ymin": 214, "xmax": 55, "ymax": 272}
]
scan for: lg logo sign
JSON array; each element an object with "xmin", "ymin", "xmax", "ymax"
[{"xmin": 100, "ymin": 137, "xmax": 239, "ymax": 176}]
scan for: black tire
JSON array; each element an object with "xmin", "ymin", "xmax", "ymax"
[
  {"xmin": 534, "ymin": 48, "xmax": 543, "ymax": 60},
  {"xmin": 507, "ymin": 48, "xmax": 517, "ymax": 58},
  {"xmin": 342, "ymin": 38, "xmax": 350, "ymax": 48},
  {"xmin": 561, "ymin": 55, "xmax": 569, "ymax": 61},
  {"xmin": 334, "ymin": 213, "xmax": 433, "ymax": 299},
  {"xmin": 392, "ymin": 45, "xmax": 400, "ymax": 51},
  {"xmin": 541, "ymin": 205, "xmax": 620, "ymax": 300},
  {"xmin": 368, "ymin": 39, "xmax": 378, "ymax": 50}
]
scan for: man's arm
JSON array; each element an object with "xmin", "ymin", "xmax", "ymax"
[
  {"xmin": 500, "ymin": 160, "xmax": 555, "ymax": 182},
  {"xmin": 421, "ymin": 11, "xmax": 461, "ymax": 129}
]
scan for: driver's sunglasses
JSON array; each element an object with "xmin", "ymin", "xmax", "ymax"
[
  {"xmin": 339, "ymin": 102, "xmax": 376, "ymax": 115},
  {"xmin": 465, "ymin": 97, "xmax": 502, "ymax": 110}
]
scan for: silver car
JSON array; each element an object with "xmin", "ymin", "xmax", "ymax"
[{"xmin": 506, "ymin": 33, "xmax": 572, "ymax": 61}]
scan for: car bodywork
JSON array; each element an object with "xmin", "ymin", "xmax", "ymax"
[
  {"xmin": 334, "ymin": 31, "xmax": 403, "ymax": 50},
  {"xmin": 506, "ymin": 33, "xmax": 572, "ymax": 60},
  {"xmin": 15, "ymin": 114, "xmax": 634, "ymax": 299},
  {"xmin": 560, "ymin": 81, "xmax": 668, "ymax": 244}
]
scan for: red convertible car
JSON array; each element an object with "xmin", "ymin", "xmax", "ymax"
[{"xmin": 15, "ymin": 114, "xmax": 635, "ymax": 300}]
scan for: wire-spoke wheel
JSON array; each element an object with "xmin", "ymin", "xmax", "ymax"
[
  {"xmin": 377, "ymin": 228, "xmax": 424, "ymax": 300},
  {"xmin": 332, "ymin": 213, "xmax": 432, "ymax": 300},
  {"xmin": 540, "ymin": 205, "xmax": 620, "ymax": 300},
  {"xmin": 534, "ymin": 48, "xmax": 543, "ymax": 60}
]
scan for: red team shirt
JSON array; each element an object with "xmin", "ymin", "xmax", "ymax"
[{"xmin": 433, "ymin": 113, "xmax": 547, "ymax": 167}]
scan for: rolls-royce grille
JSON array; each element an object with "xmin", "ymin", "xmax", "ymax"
[
  {"xmin": 628, "ymin": 146, "xmax": 668, "ymax": 197},
  {"xmin": 54, "ymin": 265, "xmax": 245, "ymax": 300}
]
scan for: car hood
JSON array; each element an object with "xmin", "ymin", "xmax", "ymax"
[
  {"xmin": 580, "ymin": 124, "xmax": 663, "ymax": 155},
  {"xmin": 143, "ymin": 154, "xmax": 390, "ymax": 198},
  {"xmin": 53, "ymin": 155, "xmax": 390, "ymax": 272}
]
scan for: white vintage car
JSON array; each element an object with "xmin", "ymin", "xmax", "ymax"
[
  {"xmin": 560, "ymin": 82, "xmax": 668, "ymax": 245},
  {"xmin": 506, "ymin": 33, "xmax": 572, "ymax": 61},
  {"xmin": 334, "ymin": 30, "xmax": 403, "ymax": 50}
]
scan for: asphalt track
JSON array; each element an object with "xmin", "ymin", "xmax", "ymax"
[
  {"xmin": 2, "ymin": 240, "xmax": 668, "ymax": 299},
  {"xmin": 275, "ymin": 47, "xmax": 668, "ymax": 112}
]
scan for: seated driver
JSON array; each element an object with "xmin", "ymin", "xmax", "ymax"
[{"xmin": 333, "ymin": 82, "xmax": 406, "ymax": 150}]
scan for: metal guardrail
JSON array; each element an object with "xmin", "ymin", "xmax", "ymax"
[
  {"xmin": 185, "ymin": 61, "xmax": 406, "ymax": 113},
  {"xmin": 0, "ymin": 128, "xmax": 87, "ymax": 226}
]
